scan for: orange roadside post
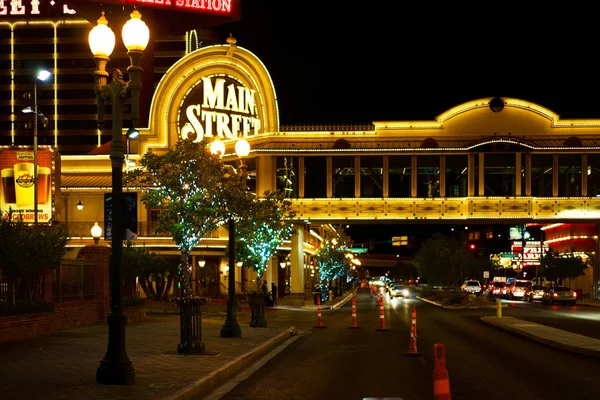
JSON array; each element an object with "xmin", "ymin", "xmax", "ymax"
[
  {"xmin": 433, "ymin": 343, "xmax": 451, "ymax": 400},
  {"xmin": 313, "ymin": 293, "xmax": 326, "ymax": 329},
  {"xmin": 375, "ymin": 293, "xmax": 388, "ymax": 331},
  {"xmin": 348, "ymin": 292, "xmax": 360, "ymax": 329},
  {"xmin": 403, "ymin": 301, "xmax": 423, "ymax": 357}
]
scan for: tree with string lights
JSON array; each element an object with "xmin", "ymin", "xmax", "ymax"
[
  {"xmin": 125, "ymin": 138, "xmax": 227, "ymax": 353},
  {"xmin": 234, "ymin": 190, "xmax": 296, "ymax": 287},
  {"xmin": 313, "ymin": 226, "xmax": 352, "ymax": 292}
]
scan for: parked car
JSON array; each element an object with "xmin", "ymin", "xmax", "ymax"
[
  {"xmin": 541, "ymin": 286, "xmax": 578, "ymax": 305},
  {"xmin": 461, "ymin": 280, "xmax": 482, "ymax": 295},
  {"xmin": 523, "ymin": 284, "xmax": 546, "ymax": 302},
  {"xmin": 506, "ymin": 280, "xmax": 531, "ymax": 300},
  {"xmin": 389, "ymin": 283, "xmax": 410, "ymax": 299}
]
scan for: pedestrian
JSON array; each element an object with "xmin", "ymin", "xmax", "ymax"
[
  {"xmin": 261, "ymin": 279, "xmax": 267, "ymax": 294},
  {"xmin": 271, "ymin": 282, "xmax": 278, "ymax": 306}
]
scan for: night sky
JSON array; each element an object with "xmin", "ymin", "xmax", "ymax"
[
  {"xmin": 211, "ymin": 2, "xmax": 596, "ymax": 246},
  {"xmin": 213, "ymin": 2, "xmax": 600, "ymax": 126}
]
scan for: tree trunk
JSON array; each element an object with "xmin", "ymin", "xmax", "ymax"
[
  {"xmin": 147, "ymin": 276, "xmax": 158, "ymax": 300},
  {"xmin": 163, "ymin": 275, "xmax": 174, "ymax": 300},
  {"xmin": 139, "ymin": 277, "xmax": 152, "ymax": 299},
  {"xmin": 156, "ymin": 277, "xmax": 165, "ymax": 300},
  {"xmin": 180, "ymin": 251, "xmax": 191, "ymax": 299}
]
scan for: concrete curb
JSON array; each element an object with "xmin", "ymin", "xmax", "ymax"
[
  {"xmin": 480, "ymin": 317, "xmax": 600, "ymax": 358},
  {"xmin": 163, "ymin": 326, "xmax": 296, "ymax": 400}
]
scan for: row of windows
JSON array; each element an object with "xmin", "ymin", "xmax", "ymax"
[{"xmin": 274, "ymin": 154, "xmax": 599, "ymax": 199}]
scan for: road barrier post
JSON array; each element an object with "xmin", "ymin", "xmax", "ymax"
[
  {"xmin": 314, "ymin": 294, "xmax": 326, "ymax": 329},
  {"xmin": 496, "ymin": 299, "xmax": 502, "ymax": 318},
  {"xmin": 403, "ymin": 301, "xmax": 423, "ymax": 357},
  {"xmin": 375, "ymin": 293, "xmax": 388, "ymax": 331},
  {"xmin": 433, "ymin": 343, "xmax": 451, "ymax": 400},
  {"xmin": 348, "ymin": 292, "xmax": 360, "ymax": 329}
]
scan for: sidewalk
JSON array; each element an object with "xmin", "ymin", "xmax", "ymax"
[
  {"xmin": 0, "ymin": 312, "xmax": 295, "ymax": 400},
  {"xmin": 0, "ymin": 291, "xmax": 356, "ymax": 400}
]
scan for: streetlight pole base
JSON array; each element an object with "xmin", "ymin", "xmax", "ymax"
[
  {"xmin": 220, "ymin": 297, "xmax": 241, "ymax": 338},
  {"xmin": 96, "ymin": 313, "xmax": 135, "ymax": 385}
]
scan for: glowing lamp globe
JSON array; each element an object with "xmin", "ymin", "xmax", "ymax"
[
  {"xmin": 91, "ymin": 222, "xmax": 103, "ymax": 244},
  {"xmin": 37, "ymin": 70, "xmax": 51, "ymax": 82},
  {"xmin": 88, "ymin": 13, "xmax": 115, "ymax": 58},
  {"xmin": 210, "ymin": 139, "xmax": 225, "ymax": 156},
  {"xmin": 235, "ymin": 139, "xmax": 250, "ymax": 157},
  {"xmin": 122, "ymin": 9, "xmax": 149, "ymax": 52}
]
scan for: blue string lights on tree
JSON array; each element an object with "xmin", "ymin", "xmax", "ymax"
[
  {"xmin": 234, "ymin": 190, "xmax": 295, "ymax": 288},
  {"xmin": 313, "ymin": 226, "xmax": 353, "ymax": 282}
]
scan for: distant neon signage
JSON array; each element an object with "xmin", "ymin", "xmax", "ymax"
[
  {"xmin": 127, "ymin": 0, "xmax": 232, "ymax": 13},
  {"xmin": 83, "ymin": 0, "xmax": 234, "ymax": 14}
]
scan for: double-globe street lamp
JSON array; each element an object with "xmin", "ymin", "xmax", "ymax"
[
  {"xmin": 22, "ymin": 69, "xmax": 51, "ymax": 226},
  {"xmin": 88, "ymin": 8, "xmax": 149, "ymax": 385},
  {"xmin": 210, "ymin": 138, "xmax": 250, "ymax": 338}
]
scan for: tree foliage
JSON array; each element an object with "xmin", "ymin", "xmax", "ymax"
[
  {"xmin": 0, "ymin": 213, "xmax": 68, "ymax": 304},
  {"xmin": 540, "ymin": 248, "xmax": 588, "ymax": 283},
  {"xmin": 234, "ymin": 190, "xmax": 296, "ymax": 280},
  {"xmin": 125, "ymin": 139, "xmax": 229, "ymax": 298},
  {"xmin": 313, "ymin": 226, "xmax": 352, "ymax": 282},
  {"xmin": 413, "ymin": 233, "xmax": 477, "ymax": 286}
]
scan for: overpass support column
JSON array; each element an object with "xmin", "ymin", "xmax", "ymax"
[
  {"xmin": 552, "ymin": 155, "xmax": 559, "ymax": 197},
  {"xmin": 582, "ymin": 155, "xmax": 588, "ymax": 196},
  {"xmin": 290, "ymin": 223, "xmax": 306, "ymax": 297},
  {"xmin": 478, "ymin": 153, "xmax": 485, "ymax": 196},
  {"xmin": 383, "ymin": 156, "xmax": 389, "ymax": 198},
  {"xmin": 515, "ymin": 153, "xmax": 522, "ymax": 196},
  {"xmin": 595, "ymin": 223, "xmax": 600, "ymax": 299},
  {"xmin": 411, "ymin": 155, "xmax": 417, "ymax": 197},
  {"xmin": 525, "ymin": 153, "xmax": 532, "ymax": 196}
]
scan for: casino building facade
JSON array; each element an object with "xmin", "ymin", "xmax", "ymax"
[{"xmin": 2, "ymin": 3, "xmax": 600, "ymax": 299}]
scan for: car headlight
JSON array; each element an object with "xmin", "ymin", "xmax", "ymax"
[{"xmin": 402, "ymin": 290, "xmax": 409, "ymax": 296}]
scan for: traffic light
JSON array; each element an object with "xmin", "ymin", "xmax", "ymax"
[{"xmin": 469, "ymin": 243, "xmax": 476, "ymax": 250}]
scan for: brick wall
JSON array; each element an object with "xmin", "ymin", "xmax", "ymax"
[
  {"xmin": 0, "ymin": 244, "xmax": 148, "ymax": 344},
  {"xmin": 0, "ymin": 298, "xmax": 100, "ymax": 344}
]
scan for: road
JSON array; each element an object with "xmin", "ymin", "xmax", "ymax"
[{"xmin": 212, "ymin": 290, "xmax": 600, "ymax": 400}]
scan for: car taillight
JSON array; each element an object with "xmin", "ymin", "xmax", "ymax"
[
  {"xmin": 573, "ymin": 291, "xmax": 577, "ymax": 297},
  {"xmin": 553, "ymin": 293, "xmax": 558, "ymax": 297}
]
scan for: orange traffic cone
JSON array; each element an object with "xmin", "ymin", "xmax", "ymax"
[
  {"xmin": 433, "ymin": 343, "xmax": 451, "ymax": 400},
  {"xmin": 314, "ymin": 293, "xmax": 326, "ymax": 328},
  {"xmin": 375, "ymin": 293, "xmax": 388, "ymax": 331},
  {"xmin": 403, "ymin": 301, "xmax": 423, "ymax": 357},
  {"xmin": 348, "ymin": 292, "xmax": 360, "ymax": 329}
]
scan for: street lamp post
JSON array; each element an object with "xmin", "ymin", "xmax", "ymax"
[
  {"xmin": 22, "ymin": 69, "xmax": 51, "ymax": 225},
  {"xmin": 210, "ymin": 138, "xmax": 250, "ymax": 338},
  {"xmin": 88, "ymin": 8, "xmax": 149, "ymax": 385}
]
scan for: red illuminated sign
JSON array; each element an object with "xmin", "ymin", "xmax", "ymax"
[{"xmin": 82, "ymin": 0, "xmax": 234, "ymax": 14}]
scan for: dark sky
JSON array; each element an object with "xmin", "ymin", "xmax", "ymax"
[{"xmin": 213, "ymin": 2, "xmax": 600, "ymax": 126}]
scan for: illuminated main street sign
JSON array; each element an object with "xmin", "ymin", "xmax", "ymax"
[
  {"xmin": 179, "ymin": 75, "xmax": 261, "ymax": 142},
  {"xmin": 0, "ymin": 0, "xmax": 76, "ymax": 16},
  {"xmin": 80, "ymin": 0, "xmax": 234, "ymax": 14}
]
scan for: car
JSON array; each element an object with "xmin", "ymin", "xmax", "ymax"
[
  {"xmin": 541, "ymin": 286, "xmax": 578, "ymax": 305},
  {"xmin": 461, "ymin": 280, "xmax": 482, "ymax": 295},
  {"xmin": 389, "ymin": 283, "xmax": 410, "ymax": 299},
  {"xmin": 490, "ymin": 281, "xmax": 507, "ymax": 299},
  {"xmin": 506, "ymin": 280, "xmax": 531, "ymax": 300},
  {"xmin": 523, "ymin": 284, "xmax": 546, "ymax": 302}
]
